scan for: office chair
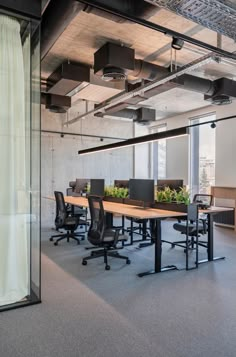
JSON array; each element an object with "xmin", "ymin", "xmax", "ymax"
[
  {"xmin": 163, "ymin": 204, "xmax": 203, "ymax": 269},
  {"xmin": 173, "ymin": 204, "xmax": 200, "ymax": 270},
  {"xmin": 66, "ymin": 187, "xmax": 88, "ymax": 232},
  {"xmin": 82, "ymin": 195, "xmax": 131, "ymax": 270},
  {"xmin": 50, "ymin": 191, "xmax": 85, "ymax": 246},
  {"xmin": 173, "ymin": 194, "xmax": 212, "ymax": 249}
]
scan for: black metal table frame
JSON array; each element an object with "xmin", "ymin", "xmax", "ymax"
[{"xmin": 138, "ymin": 211, "xmax": 225, "ymax": 278}]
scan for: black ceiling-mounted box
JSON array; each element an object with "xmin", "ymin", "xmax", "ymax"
[
  {"xmin": 94, "ymin": 42, "xmax": 135, "ymax": 75},
  {"xmin": 42, "ymin": 93, "xmax": 71, "ymax": 113},
  {"xmin": 135, "ymin": 108, "xmax": 156, "ymax": 124},
  {"xmin": 47, "ymin": 62, "xmax": 90, "ymax": 96}
]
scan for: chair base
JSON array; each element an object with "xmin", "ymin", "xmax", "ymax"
[
  {"xmin": 50, "ymin": 230, "xmax": 84, "ymax": 245},
  {"xmin": 82, "ymin": 247, "xmax": 130, "ymax": 270}
]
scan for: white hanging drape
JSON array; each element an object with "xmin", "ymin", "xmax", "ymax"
[{"xmin": 0, "ymin": 15, "xmax": 29, "ymax": 306}]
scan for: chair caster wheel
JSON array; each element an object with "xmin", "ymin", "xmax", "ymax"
[
  {"xmin": 49, "ymin": 237, "xmax": 53, "ymax": 242},
  {"xmin": 171, "ymin": 244, "xmax": 175, "ymax": 248},
  {"xmin": 82, "ymin": 260, "xmax": 87, "ymax": 265},
  {"xmin": 105, "ymin": 265, "xmax": 110, "ymax": 271},
  {"xmin": 54, "ymin": 242, "xmax": 58, "ymax": 246},
  {"xmin": 126, "ymin": 259, "xmax": 131, "ymax": 265}
]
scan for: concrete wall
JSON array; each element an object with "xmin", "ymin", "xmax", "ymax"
[{"xmin": 41, "ymin": 102, "xmax": 134, "ymax": 227}]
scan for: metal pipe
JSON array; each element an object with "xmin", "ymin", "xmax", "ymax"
[
  {"xmin": 101, "ymin": 109, "xmax": 139, "ymax": 120},
  {"xmin": 174, "ymin": 74, "xmax": 216, "ymax": 95},
  {"xmin": 130, "ymin": 59, "xmax": 169, "ymax": 81},
  {"xmin": 41, "ymin": 129, "xmax": 125, "ymax": 140}
]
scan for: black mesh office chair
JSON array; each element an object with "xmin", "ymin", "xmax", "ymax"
[
  {"xmin": 66, "ymin": 187, "xmax": 88, "ymax": 232},
  {"xmin": 171, "ymin": 194, "xmax": 212, "ymax": 250},
  {"xmin": 82, "ymin": 195, "xmax": 131, "ymax": 270},
  {"xmin": 173, "ymin": 204, "xmax": 200, "ymax": 270},
  {"xmin": 50, "ymin": 191, "xmax": 84, "ymax": 246}
]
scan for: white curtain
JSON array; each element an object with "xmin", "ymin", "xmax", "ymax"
[{"xmin": 0, "ymin": 15, "xmax": 29, "ymax": 306}]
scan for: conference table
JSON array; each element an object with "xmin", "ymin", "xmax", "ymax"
[{"xmin": 48, "ymin": 195, "xmax": 232, "ymax": 277}]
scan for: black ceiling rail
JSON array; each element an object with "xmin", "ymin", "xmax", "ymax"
[
  {"xmin": 77, "ymin": 0, "xmax": 236, "ymax": 61},
  {"xmin": 41, "ymin": 129, "xmax": 126, "ymax": 141}
]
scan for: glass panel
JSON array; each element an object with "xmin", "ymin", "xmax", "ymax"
[
  {"xmin": 30, "ymin": 21, "xmax": 41, "ymax": 300},
  {"xmin": 0, "ymin": 12, "xmax": 40, "ymax": 310},
  {"xmin": 190, "ymin": 113, "xmax": 216, "ymax": 196},
  {"xmin": 150, "ymin": 125, "xmax": 167, "ymax": 179}
]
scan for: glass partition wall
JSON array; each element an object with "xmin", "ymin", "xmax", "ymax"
[{"xmin": 0, "ymin": 10, "xmax": 41, "ymax": 311}]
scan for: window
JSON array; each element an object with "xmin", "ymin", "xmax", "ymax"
[
  {"xmin": 150, "ymin": 124, "xmax": 167, "ymax": 179},
  {"xmin": 190, "ymin": 113, "xmax": 216, "ymax": 196}
]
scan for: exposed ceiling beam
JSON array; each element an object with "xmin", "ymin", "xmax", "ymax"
[{"xmin": 77, "ymin": 0, "xmax": 236, "ymax": 61}]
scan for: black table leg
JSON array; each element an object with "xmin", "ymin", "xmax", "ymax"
[
  {"xmin": 198, "ymin": 213, "xmax": 225, "ymax": 265},
  {"xmin": 139, "ymin": 220, "xmax": 153, "ymax": 248},
  {"xmin": 138, "ymin": 219, "xmax": 177, "ymax": 277}
]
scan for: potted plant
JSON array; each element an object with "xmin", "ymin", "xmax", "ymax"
[
  {"xmin": 154, "ymin": 187, "xmax": 190, "ymax": 212},
  {"xmin": 103, "ymin": 186, "xmax": 129, "ymax": 203}
]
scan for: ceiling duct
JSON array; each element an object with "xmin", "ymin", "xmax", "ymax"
[
  {"xmin": 145, "ymin": 0, "xmax": 236, "ymax": 40},
  {"xmin": 94, "ymin": 42, "xmax": 135, "ymax": 81},
  {"xmin": 95, "ymin": 107, "xmax": 156, "ymax": 125},
  {"xmin": 41, "ymin": 93, "xmax": 71, "ymax": 113},
  {"xmin": 204, "ymin": 78, "xmax": 234, "ymax": 105},
  {"xmin": 94, "ymin": 42, "xmax": 236, "ymax": 111},
  {"xmin": 41, "ymin": 0, "xmax": 85, "ymax": 59},
  {"xmin": 83, "ymin": 0, "xmax": 159, "ymax": 23},
  {"xmin": 47, "ymin": 62, "xmax": 90, "ymax": 96}
]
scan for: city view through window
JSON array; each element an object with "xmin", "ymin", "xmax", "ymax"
[{"xmin": 190, "ymin": 113, "xmax": 216, "ymax": 195}]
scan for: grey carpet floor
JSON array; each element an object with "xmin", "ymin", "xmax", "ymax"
[{"xmin": 1, "ymin": 220, "xmax": 236, "ymax": 357}]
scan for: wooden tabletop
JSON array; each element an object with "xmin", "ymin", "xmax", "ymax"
[{"xmin": 45, "ymin": 195, "xmax": 233, "ymax": 220}]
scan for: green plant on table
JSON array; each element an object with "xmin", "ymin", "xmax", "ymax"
[
  {"xmin": 156, "ymin": 186, "xmax": 190, "ymax": 204},
  {"xmin": 104, "ymin": 186, "xmax": 129, "ymax": 198},
  {"xmin": 175, "ymin": 187, "xmax": 190, "ymax": 205}
]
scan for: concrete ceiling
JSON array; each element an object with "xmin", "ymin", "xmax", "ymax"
[{"xmin": 41, "ymin": 6, "xmax": 236, "ymax": 121}]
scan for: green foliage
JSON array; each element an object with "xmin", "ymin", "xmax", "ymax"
[
  {"xmin": 156, "ymin": 186, "xmax": 190, "ymax": 205},
  {"xmin": 104, "ymin": 186, "xmax": 129, "ymax": 198}
]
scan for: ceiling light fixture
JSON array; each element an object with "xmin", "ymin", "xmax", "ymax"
[
  {"xmin": 171, "ymin": 37, "xmax": 184, "ymax": 50},
  {"xmin": 210, "ymin": 122, "xmax": 216, "ymax": 129},
  {"xmin": 78, "ymin": 127, "xmax": 188, "ymax": 155}
]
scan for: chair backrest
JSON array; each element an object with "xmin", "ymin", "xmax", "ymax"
[
  {"xmin": 187, "ymin": 203, "xmax": 198, "ymax": 222},
  {"xmin": 54, "ymin": 191, "xmax": 67, "ymax": 228},
  {"xmin": 193, "ymin": 194, "xmax": 213, "ymax": 208},
  {"xmin": 66, "ymin": 187, "xmax": 73, "ymax": 196},
  {"xmin": 87, "ymin": 195, "xmax": 106, "ymax": 245}
]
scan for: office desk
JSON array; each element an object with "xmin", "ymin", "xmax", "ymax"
[{"xmin": 47, "ymin": 196, "xmax": 232, "ymax": 277}]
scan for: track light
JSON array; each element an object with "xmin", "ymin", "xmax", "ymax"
[
  {"xmin": 210, "ymin": 122, "xmax": 216, "ymax": 129},
  {"xmin": 78, "ymin": 127, "xmax": 188, "ymax": 156},
  {"xmin": 171, "ymin": 37, "xmax": 184, "ymax": 50}
]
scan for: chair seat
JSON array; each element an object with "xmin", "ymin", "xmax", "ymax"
[
  {"xmin": 173, "ymin": 222, "xmax": 204, "ymax": 234},
  {"xmin": 103, "ymin": 229, "xmax": 128, "ymax": 243}
]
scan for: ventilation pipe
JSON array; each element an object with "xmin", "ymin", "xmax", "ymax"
[
  {"xmin": 95, "ymin": 107, "xmax": 156, "ymax": 125},
  {"xmin": 130, "ymin": 59, "xmax": 169, "ymax": 81}
]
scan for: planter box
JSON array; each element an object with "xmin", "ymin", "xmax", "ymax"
[
  {"xmin": 103, "ymin": 196, "xmax": 124, "ymax": 203},
  {"xmin": 123, "ymin": 198, "xmax": 145, "ymax": 207},
  {"xmin": 154, "ymin": 202, "xmax": 188, "ymax": 213}
]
